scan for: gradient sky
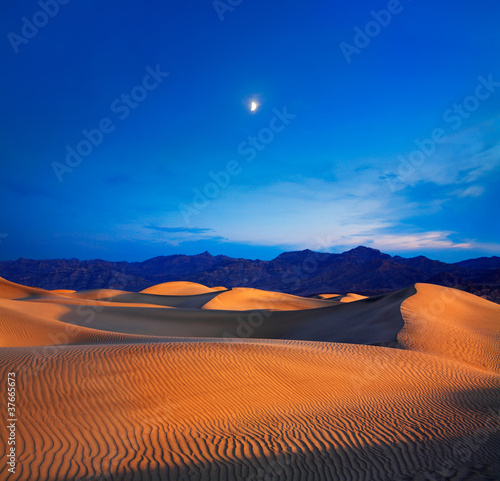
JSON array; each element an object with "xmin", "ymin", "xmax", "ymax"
[{"xmin": 1, "ymin": 0, "xmax": 499, "ymax": 262}]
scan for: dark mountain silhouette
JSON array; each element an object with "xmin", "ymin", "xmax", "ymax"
[
  {"xmin": 1, "ymin": 246, "xmax": 499, "ymax": 303},
  {"xmin": 452, "ymin": 256, "xmax": 500, "ymax": 270}
]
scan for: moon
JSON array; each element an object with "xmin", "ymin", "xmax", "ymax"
[{"xmin": 250, "ymin": 101, "xmax": 258, "ymax": 112}]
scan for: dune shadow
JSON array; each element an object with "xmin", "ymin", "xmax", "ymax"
[{"xmin": 56, "ymin": 286, "xmax": 416, "ymax": 345}]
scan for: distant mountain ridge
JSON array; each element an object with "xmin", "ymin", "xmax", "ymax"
[{"xmin": 1, "ymin": 246, "xmax": 499, "ymax": 303}]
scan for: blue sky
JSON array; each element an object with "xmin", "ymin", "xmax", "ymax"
[{"xmin": 1, "ymin": 0, "xmax": 499, "ymax": 262}]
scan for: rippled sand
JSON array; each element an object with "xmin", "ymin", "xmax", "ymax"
[{"xmin": 0, "ymin": 278, "xmax": 499, "ymax": 480}]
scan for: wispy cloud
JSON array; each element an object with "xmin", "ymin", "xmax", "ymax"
[
  {"xmin": 383, "ymin": 119, "xmax": 500, "ymax": 190},
  {"xmin": 350, "ymin": 232, "xmax": 471, "ymax": 251},
  {"xmin": 128, "ymin": 119, "xmax": 500, "ymax": 255},
  {"xmin": 95, "ymin": 223, "xmax": 226, "ymax": 247},
  {"xmin": 145, "ymin": 225, "xmax": 213, "ymax": 234},
  {"xmin": 454, "ymin": 185, "xmax": 485, "ymax": 198},
  {"xmin": 186, "ymin": 170, "xmax": 486, "ymax": 252}
]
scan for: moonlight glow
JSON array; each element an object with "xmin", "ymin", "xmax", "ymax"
[{"xmin": 250, "ymin": 101, "xmax": 258, "ymax": 112}]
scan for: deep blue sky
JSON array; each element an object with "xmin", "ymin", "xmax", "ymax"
[{"xmin": 1, "ymin": 0, "xmax": 499, "ymax": 262}]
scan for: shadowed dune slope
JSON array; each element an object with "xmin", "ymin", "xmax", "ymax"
[
  {"xmin": 70, "ymin": 288, "xmax": 133, "ymax": 299},
  {"xmin": 22, "ymin": 297, "xmax": 173, "ymax": 308},
  {"xmin": 1, "ymin": 285, "xmax": 412, "ymax": 346},
  {"xmin": 400, "ymin": 283, "xmax": 500, "ymax": 373},
  {"xmin": 202, "ymin": 287, "xmax": 339, "ymax": 310},
  {"xmin": 0, "ymin": 340, "xmax": 499, "ymax": 481},
  {"xmin": 46, "ymin": 286, "xmax": 414, "ymax": 345},
  {"xmin": 65, "ymin": 288, "xmax": 227, "ymax": 308}
]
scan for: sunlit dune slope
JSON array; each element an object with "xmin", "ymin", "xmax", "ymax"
[
  {"xmin": 202, "ymin": 287, "xmax": 338, "ymax": 310},
  {"xmin": 0, "ymin": 299, "xmax": 162, "ymax": 347},
  {"xmin": 340, "ymin": 293, "xmax": 369, "ymax": 302},
  {"xmin": 0, "ymin": 339, "xmax": 498, "ymax": 481},
  {"xmin": 50, "ymin": 289, "xmax": 76, "ymax": 294},
  {"xmin": 317, "ymin": 293, "xmax": 368, "ymax": 302},
  {"xmin": 400, "ymin": 283, "xmax": 500, "ymax": 373},
  {"xmin": 0, "ymin": 276, "xmax": 67, "ymax": 300},
  {"xmin": 317, "ymin": 293, "xmax": 341, "ymax": 299},
  {"xmin": 141, "ymin": 281, "xmax": 226, "ymax": 295}
]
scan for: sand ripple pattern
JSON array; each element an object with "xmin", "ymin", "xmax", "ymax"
[
  {"xmin": 0, "ymin": 339, "xmax": 499, "ymax": 481},
  {"xmin": 400, "ymin": 283, "xmax": 500, "ymax": 373}
]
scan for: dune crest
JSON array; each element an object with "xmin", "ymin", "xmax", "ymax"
[
  {"xmin": 0, "ymin": 276, "xmax": 66, "ymax": 300},
  {"xmin": 202, "ymin": 287, "xmax": 338, "ymax": 311},
  {"xmin": 50, "ymin": 289, "xmax": 76, "ymax": 294},
  {"xmin": 141, "ymin": 281, "xmax": 225, "ymax": 295},
  {"xmin": 0, "ymin": 300, "xmax": 113, "ymax": 348},
  {"xmin": 318, "ymin": 293, "xmax": 368, "ymax": 302},
  {"xmin": 400, "ymin": 283, "xmax": 500, "ymax": 373}
]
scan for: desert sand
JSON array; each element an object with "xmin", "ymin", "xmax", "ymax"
[
  {"xmin": 202, "ymin": 287, "xmax": 339, "ymax": 310},
  {"xmin": 0, "ymin": 277, "xmax": 499, "ymax": 480},
  {"xmin": 141, "ymin": 281, "xmax": 227, "ymax": 296},
  {"xmin": 317, "ymin": 293, "xmax": 368, "ymax": 302}
]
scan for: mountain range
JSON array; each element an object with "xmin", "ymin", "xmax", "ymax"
[{"xmin": 1, "ymin": 246, "xmax": 500, "ymax": 302}]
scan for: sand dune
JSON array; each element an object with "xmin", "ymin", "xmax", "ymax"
[
  {"xmin": 70, "ymin": 288, "xmax": 134, "ymax": 299},
  {"xmin": 0, "ymin": 276, "xmax": 66, "ymax": 300},
  {"xmin": 0, "ymin": 299, "xmax": 150, "ymax": 348},
  {"xmin": 3, "ymin": 286, "xmax": 411, "ymax": 345},
  {"xmin": 340, "ymin": 292, "xmax": 368, "ymax": 302},
  {"xmin": 202, "ymin": 287, "xmax": 338, "ymax": 310},
  {"xmin": 317, "ymin": 293, "xmax": 341, "ymax": 299},
  {"xmin": 1, "ymin": 340, "xmax": 498, "ymax": 480},
  {"xmin": 141, "ymin": 281, "xmax": 226, "ymax": 295},
  {"xmin": 400, "ymin": 283, "xmax": 500, "ymax": 373},
  {"xmin": 0, "ymin": 278, "xmax": 499, "ymax": 480},
  {"xmin": 68, "ymin": 288, "xmax": 225, "ymax": 309},
  {"xmin": 23, "ymin": 297, "xmax": 173, "ymax": 309},
  {"xmin": 317, "ymin": 293, "xmax": 368, "ymax": 302}
]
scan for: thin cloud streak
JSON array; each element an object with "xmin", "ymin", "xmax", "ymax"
[{"xmin": 145, "ymin": 225, "xmax": 213, "ymax": 234}]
